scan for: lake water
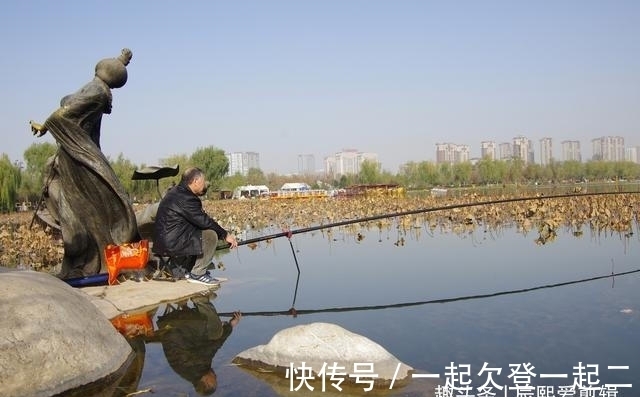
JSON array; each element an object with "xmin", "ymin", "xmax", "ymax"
[{"xmin": 115, "ymin": 220, "xmax": 640, "ymax": 396}]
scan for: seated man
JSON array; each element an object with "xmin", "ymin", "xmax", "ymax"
[
  {"xmin": 153, "ymin": 167, "xmax": 238, "ymax": 285},
  {"xmin": 157, "ymin": 296, "xmax": 242, "ymax": 395}
]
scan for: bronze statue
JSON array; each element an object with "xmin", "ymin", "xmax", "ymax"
[{"xmin": 30, "ymin": 48, "xmax": 140, "ymax": 278}]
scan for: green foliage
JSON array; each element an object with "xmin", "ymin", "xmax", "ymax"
[
  {"xmin": 506, "ymin": 158, "xmax": 525, "ymax": 184},
  {"xmin": 221, "ymin": 173, "xmax": 248, "ymax": 191},
  {"xmin": 397, "ymin": 161, "xmax": 440, "ymax": 188},
  {"xmin": 399, "ymin": 157, "xmax": 634, "ymax": 189},
  {"xmin": 246, "ymin": 168, "xmax": 267, "ymax": 185},
  {"xmin": 154, "ymin": 154, "xmax": 190, "ymax": 198},
  {"xmin": 6, "ymin": 143, "xmax": 640, "ymax": 210},
  {"xmin": 380, "ymin": 169, "xmax": 398, "ymax": 185},
  {"xmin": 475, "ymin": 158, "xmax": 508, "ymax": 184},
  {"xmin": 476, "ymin": 158, "xmax": 494, "ymax": 184},
  {"xmin": 336, "ymin": 174, "xmax": 354, "ymax": 188},
  {"xmin": 0, "ymin": 154, "xmax": 21, "ymax": 212},
  {"xmin": 190, "ymin": 146, "xmax": 229, "ymax": 191},
  {"xmin": 452, "ymin": 162, "xmax": 472, "ymax": 186},
  {"xmin": 420, "ymin": 161, "xmax": 440, "ymax": 186},
  {"xmin": 20, "ymin": 142, "xmax": 58, "ymax": 201},
  {"xmin": 358, "ymin": 159, "xmax": 381, "ymax": 184},
  {"xmin": 161, "ymin": 154, "xmax": 190, "ymax": 176},
  {"xmin": 109, "ymin": 153, "xmax": 138, "ymax": 194},
  {"xmin": 437, "ymin": 163, "xmax": 453, "ymax": 186},
  {"xmin": 585, "ymin": 161, "xmax": 611, "ymax": 181},
  {"xmin": 557, "ymin": 160, "xmax": 584, "ymax": 182},
  {"xmin": 613, "ymin": 161, "xmax": 638, "ymax": 180},
  {"xmin": 23, "ymin": 142, "xmax": 57, "ymax": 176},
  {"xmin": 523, "ymin": 163, "xmax": 546, "ymax": 183}
]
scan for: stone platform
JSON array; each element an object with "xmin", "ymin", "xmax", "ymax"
[{"xmin": 81, "ymin": 278, "xmax": 216, "ymax": 319}]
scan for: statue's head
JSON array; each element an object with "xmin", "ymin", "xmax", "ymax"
[{"xmin": 95, "ymin": 48, "xmax": 133, "ymax": 89}]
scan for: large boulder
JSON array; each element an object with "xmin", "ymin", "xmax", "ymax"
[
  {"xmin": 233, "ymin": 322, "xmax": 413, "ymax": 389},
  {"xmin": 0, "ymin": 270, "xmax": 133, "ymax": 397}
]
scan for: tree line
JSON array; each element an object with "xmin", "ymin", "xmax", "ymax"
[{"xmin": 2, "ymin": 143, "xmax": 640, "ymax": 212}]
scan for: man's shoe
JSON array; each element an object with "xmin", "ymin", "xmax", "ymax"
[
  {"xmin": 204, "ymin": 270, "xmax": 228, "ymax": 282},
  {"xmin": 186, "ymin": 272, "xmax": 220, "ymax": 286}
]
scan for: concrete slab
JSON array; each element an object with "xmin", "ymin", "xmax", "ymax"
[{"xmin": 80, "ymin": 279, "xmax": 219, "ymax": 319}]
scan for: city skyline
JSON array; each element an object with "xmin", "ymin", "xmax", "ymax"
[
  {"xmin": 1, "ymin": 2, "xmax": 638, "ymax": 175},
  {"xmin": 431, "ymin": 134, "xmax": 637, "ymax": 165},
  {"xmin": 235, "ymin": 132, "xmax": 639, "ymax": 177}
]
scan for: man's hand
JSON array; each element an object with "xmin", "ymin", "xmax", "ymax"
[
  {"xmin": 229, "ymin": 311, "xmax": 242, "ymax": 327},
  {"xmin": 29, "ymin": 120, "xmax": 47, "ymax": 137},
  {"xmin": 225, "ymin": 234, "xmax": 238, "ymax": 249}
]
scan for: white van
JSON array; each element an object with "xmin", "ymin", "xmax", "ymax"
[{"xmin": 232, "ymin": 185, "xmax": 270, "ymax": 199}]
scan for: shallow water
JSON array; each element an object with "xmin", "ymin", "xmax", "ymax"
[{"xmin": 116, "ymin": 222, "xmax": 640, "ymax": 396}]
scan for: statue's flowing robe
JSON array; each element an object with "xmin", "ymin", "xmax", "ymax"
[{"xmin": 43, "ymin": 78, "xmax": 139, "ymax": 277}]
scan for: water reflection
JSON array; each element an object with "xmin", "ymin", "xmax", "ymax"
[
  {"xmin": 111, "ymin": 293, "xmax": 241, "ymax": 396},
  {"xmin": 109, "ymin": 312, "xmax": 153, "ymax": 396},
  {"xmin": 156, "ymin": 296, "xmax": 241, "ymax": 395},
  {"xmin": 218, "ymin": 267, "xmax": 640, "ymax": 318},
  {"xmin": 108, "ymin": 223, "xmax": 639, "ymax": 395}
]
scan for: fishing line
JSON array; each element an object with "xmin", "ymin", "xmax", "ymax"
[
  {"xmin": 214, "ymin": 191, "xmax": 639, "ymax": 318},
  {"xmin": 217, "ymin": 267, "xmax": 640, "ymax": 318}
]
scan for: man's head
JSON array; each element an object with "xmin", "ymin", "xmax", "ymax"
[
  {"xmin": 194, "ymin": 368, "xmax": 217, "ymax": 395},
  {"xmin": 182, "ymin": 167, "xmax": 208, "ymax": 196}
]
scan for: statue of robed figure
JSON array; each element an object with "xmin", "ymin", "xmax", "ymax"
[{"xmin": 30, "ymin": 48, "xmax": 140, "ymax": 278}]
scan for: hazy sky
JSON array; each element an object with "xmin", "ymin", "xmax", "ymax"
[{"xmin": 1, "ymin": 1, "xmax": 638, "ymax": 174}]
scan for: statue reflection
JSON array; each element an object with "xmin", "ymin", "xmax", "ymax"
[{"xmin": 111, "ymin": 294, "xmax": 241, "ymax": 396}]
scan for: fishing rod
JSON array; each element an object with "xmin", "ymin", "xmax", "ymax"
[
  {"xmin": 65, "ymin": 191, "xmax": 637, "ymax": 288},
  {"xmin": 222, "ymin": 190, "xmax": 640, "ymax": 250}
]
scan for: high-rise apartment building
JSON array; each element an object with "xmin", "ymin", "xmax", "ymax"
[
  {"xmin": 480, "ymin": 141, "xmax": 496, "ymax": 160},
  {"xmin": 457, "ymin": 145, "xmax": 470, "ymax": 163},
  {"xmin": 539, "ymin": 137, "xmax": 553, "ymax": 166},
  {"xmin": 625, "ymin": 146, "xmax": 639, "ymax": 163},
  {"xmin": 591, "ymin": 136, "xmax": 624, "ymax": 161},
  {"xmin": 513, "ymin": 136, "xmax": 534, "ymax": 164},
  {"xmin": 324, "ymin": 149, "xmax": 378, "ymax": 178},
  {"xmin": 561, "ymin": 140, "xmax": 581, "ymax": 162},
  {"xmin": 226, "ymin": 151, "xmax": 260, "ymax": 176},
  {"xmin": 498, "ymin": 142, "xmax": 512, "ymax": 160},
  {"xmin": 436, "ymin": 143, "xmax": 470, "ymax": 164},
  {"xmin": 297, "ymin": 154, "xmax": 316, "ymax": 175},
  {"xmin": 436, "ymin": 143, "xmax": 455, "ymax": 164}
]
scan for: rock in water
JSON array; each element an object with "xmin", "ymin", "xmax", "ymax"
[
  {"xmin": 0, "ymin": 270, "xmax": 133, "ymax": 396},
  {"xmin": 233, "ymin": 322, "xmax": 413, "ymax": 388}
]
